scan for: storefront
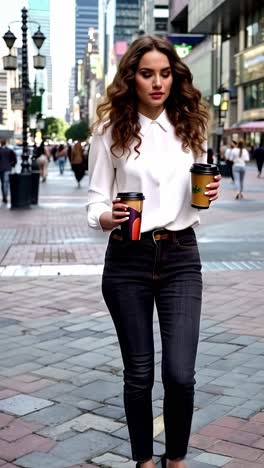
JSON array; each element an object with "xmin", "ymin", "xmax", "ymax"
[
  {"xmin": 225, "ymin": 121, "xmax": 264, "ymax": 147},
  {"xmin": 236, "ymin": 42, "xmax": 264, "ymax": 114}
]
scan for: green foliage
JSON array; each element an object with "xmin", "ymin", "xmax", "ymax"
[
  {"xmin": 65, "ymin": 120, "xmax": 90, "ymax": 142},
  {"xmin": 192, "ymin": 184, "xmax": 202, "ymax": 194},
  {"xmin": 44, "ymin": 117, "xmax": 69, "ymax": 140}
]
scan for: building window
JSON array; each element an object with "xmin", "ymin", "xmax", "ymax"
[
  {"xmin": 244, "ymin": 81, "xmax": 264, "ymax": 109},
  {"xmin": 245, "ymin": 6, "xmax": 264, "ymax": 48}
]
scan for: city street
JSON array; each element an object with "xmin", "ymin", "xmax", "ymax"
[{"xmin": 0, "ymin": 160, "xmax": 264, "ymax": 467}]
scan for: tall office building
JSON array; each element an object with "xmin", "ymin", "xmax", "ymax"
[
  {"xmin": 114, "ymin": 0, "xmax": 139, "ymax": 45},
  {"xmin": 28, "ymin": 0, "xmax": 52, "ymax": 113},
  {"xmin": 75, "ymin": 0, "xmax": 99, "ymax": 87},
  {"xmin": 67, "ymin": 67, "xmax": 76, "ymax": 123}
]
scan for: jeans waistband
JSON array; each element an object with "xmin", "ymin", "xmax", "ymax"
[
  {"xmin": 141, "ymin": 227, "xmax": 193, "ymax": 241},
  {"xmin": 111, "ymin": 227, "xmax": 193, "ymax": 242}
]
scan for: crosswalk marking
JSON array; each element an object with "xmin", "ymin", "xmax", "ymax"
[{"xmin": 1, "ymin": 261, "xmax": 264, "ymax": 277}]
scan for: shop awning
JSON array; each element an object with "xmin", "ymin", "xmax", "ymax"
[{"xmin": 225, "ymin": 121, "xmax": 264, "ymax": 133}]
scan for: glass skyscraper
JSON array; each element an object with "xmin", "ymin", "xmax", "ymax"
[
  {"xmin": 28, "ymin": 0, "xmax": 52, "ymax": 112},
  {"xmin": 75, "ymin": 0, "xmax": 99, "ymax": 69}
]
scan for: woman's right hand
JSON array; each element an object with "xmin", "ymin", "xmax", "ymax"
[
  {"xmin": 111, "ymin": 198, "xmax": 130, "ymax": 226},
  {"xmin": 99, "ymin": 198, "xmax": 130, "ymax": 230}
]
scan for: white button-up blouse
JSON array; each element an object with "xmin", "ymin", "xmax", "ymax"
[{"xmin": 87, "ymin": 110, "xmax": 206, "ymax": 232}]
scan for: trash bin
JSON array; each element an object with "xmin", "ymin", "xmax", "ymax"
[{"xmin": 9, "ymin": 173, "xmax": 32, "ymax": 208}]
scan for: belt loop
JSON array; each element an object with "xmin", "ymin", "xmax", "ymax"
[{"xmin": 152, "ymin": 229, "xmax": 158, "ymax": 245}]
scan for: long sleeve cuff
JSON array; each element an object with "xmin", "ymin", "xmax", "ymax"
[{"xmin": 87, "ymin": 203, "xmax": 112, "ymax": 231}]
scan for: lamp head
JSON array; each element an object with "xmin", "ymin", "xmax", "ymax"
[
  {"xmin": 3, "ymin": 29, "xmax": 16, "ymax": 50},
  {"xmin": 213, "ymin": 93, "xmax": 221, "ymax": 107},
  {"xmin": 32, "ymin": 27, "xmax": 46, "ymax": 49}
]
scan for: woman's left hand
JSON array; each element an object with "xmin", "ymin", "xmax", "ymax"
[{"xmin": 204, "ymin": 174, "xmax": 221, "ymax": 201}]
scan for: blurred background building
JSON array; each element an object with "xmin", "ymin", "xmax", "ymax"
[
  {"xmin": 28, "ymin": 0, "xmax": 52, "ymax": 114},
  {"xmin": 169, "ymin": 0, "xmax": 264, "ymax": 149},
  {"xmin": 75, "ymin": 0, "xmax": 98, "ymax": 76},
  {"xmin": 74, "ymin": 0, "xmax": 263, "ymax": 148},
  {"xmin": 0, "ymin": 0, "xmax": 263, "ymax": 147}
]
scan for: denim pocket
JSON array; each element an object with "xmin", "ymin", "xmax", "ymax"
[{"xmin": 176, "ymin": 234, "xmax": 197, "ymax": 249}]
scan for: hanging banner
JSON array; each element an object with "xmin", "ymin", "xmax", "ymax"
[{"xmin": 10, "ymin": 88, "xmax": 24, "ymax": 110}]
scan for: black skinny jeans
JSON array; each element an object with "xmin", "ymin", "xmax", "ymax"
[{"xmin": 102, "ymin": 227, "xmax": 202, "ymax": 462}]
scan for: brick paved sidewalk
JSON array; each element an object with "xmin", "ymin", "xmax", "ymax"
[
  {"xmin": 0, "ymin": 164, "xmax": 263, "ymax": 466},
  {"xmin": 0, "ymin": 272, "xmax": 263, "ymax": 467}
]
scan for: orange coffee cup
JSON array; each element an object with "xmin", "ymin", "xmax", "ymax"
[
  {"xmin": 190, "ymin": 163, "xmax": 220, "ymax": 209},
  {"xmin": 117, "ymin": 192, "xmax": 145, "ymax": 240}
]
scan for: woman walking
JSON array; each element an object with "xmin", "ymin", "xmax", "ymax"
[
  {"xmin": 230, "ymin": 140, "xmax": 250, "ymax": 199},
  {"xmin": 56, "ymin": 144, "xmax": 67, "ymax": 175},
  {"xmin": 87, "ymin": 35, "xmax": 220, "ymax": 468},
  {"xmin": 36, "ymin": 141, "xmax": 50, "ymax": 182},
  {"xmin": 70, "ymin": 140, "xmax": 86, "ymax": 187}
]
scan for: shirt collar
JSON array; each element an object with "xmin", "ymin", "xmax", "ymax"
[{"xmin": 139, "ymin": 109, "xmax": 170, "ymax": 136}]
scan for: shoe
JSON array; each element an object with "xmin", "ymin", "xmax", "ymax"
[
  {"xmin": 136, "ymin": 459, "xmax": 153, "ymax": 468},
  {"xmin": 2, "ymin": 198, "xmax": 7, "ymax": 204},
  {"xmin": 235, "ymin": 194, "xmax": 239, "ymax": 199},
  {"xmin": 161, "ymin": 455, "xmax": 167, "ymax": 468},
  {"xmin": 240, "ymin": 193, "xmax": 244, "ymax": 199},
  {"xmin": 160, "ymin": 455, "xmax": 186, "ymax": 468}
]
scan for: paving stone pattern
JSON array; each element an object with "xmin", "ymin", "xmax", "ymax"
[
  {"xmin": 0, "ymin": 166, "xmax": 263, "ymax": 467},
  {"xmin": 2, "ymin": 244, "xmax": 106, "ymax": 266},
  {"xmin": 0, "ymin": 272, "xmax": 262, "ymax": 466}
]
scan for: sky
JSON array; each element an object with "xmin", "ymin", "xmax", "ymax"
[
  {"xmin": 0, "ymin": 0, "xmax": 75, "ymax": 119},
  {"xmin": 50, "ymin": 0, "xmax": 75, "ymax": 117}
]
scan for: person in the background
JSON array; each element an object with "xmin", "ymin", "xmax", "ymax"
[
  {"xmin": 220, "ymin": 138, "xmax": 228, "ymax": 161},
  {"xmin": 67, "ymin": 142, "xmax": 72, "ymax": 161},
  {"xmin": 225, "ymin": 140, "xmax": 237, "ymax": 181},
  {"xmin": 70, "ymin": 140, "xmax": 86, "ymax": 187},
  {"xmin": 56, "ymin": 143, "xmax": 67, "ymax": 175},
  {"xmin": 207, "ymin": 147, "xmax": 214, "ymax": 164},
  {"xmin": 229, "ymin": 139, "xmax": 250, "ymax": 199},
  {"xmin": 36, "ymin": 141, "xmax": 50, "ymax": 182},
  {"xmin": 0, "ymin": 139, "xmax": 17, "ymax": 204},
  {"xmin": 51, "ymin": 144, "xmax": 58, "ymax": 162},
  {"xmin": 253, "ymin": 144, "xmax": 264, "ymax": 178}
]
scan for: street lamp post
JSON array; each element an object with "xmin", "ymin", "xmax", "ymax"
[
  {"xmin": 2, "ymin": 7, "xmax": 46, "ymax": 208},
  {"xmin": 213, "ymin": 86, "xmax": 229, "ymax": 165}
]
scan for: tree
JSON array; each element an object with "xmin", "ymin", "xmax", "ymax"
[
  {"xmin": 65, "ymin": 120, "xmax": 90, "ymax": 142},
  {"xmin": 44, "ymin": 117, "xmax": 69, "ymax": 140}
]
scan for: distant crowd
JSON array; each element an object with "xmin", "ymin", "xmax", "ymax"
[
  {"xmin": 0, "ymin": 138, "xmax": 90, "ymax": 205},
  {"xmin": 33, "ymin": 139, "xmax": 90, "ymax": 185},
  {"xmin": 207, "ymin": 139, "xmax": 264, "ymax": 200}
]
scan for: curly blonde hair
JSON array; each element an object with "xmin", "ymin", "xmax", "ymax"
[{"xmin": 95, "ymin": 35, "xmax": 209, "ymax": 158}]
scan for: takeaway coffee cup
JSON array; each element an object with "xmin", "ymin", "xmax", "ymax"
[
  {"xmin": 190, "ymin": 163, "xmax": 220, "ymax": 209},
  {"xmin": 117, "ymin": 192, "xmax": 145, "ymax": 240}
]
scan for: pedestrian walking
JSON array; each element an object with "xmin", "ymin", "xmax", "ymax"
[
  {"xmin": 56, "ymin": 144, "xmax": 67, "ymax": 175},
  {"xmin": 207, "ymin": 147, "xmax": 214, "ymax": 164},
  {"xmin": 87, "ymin": 35, "xmax": 221, "ymax": 468},
  {"xmin": 225, "ymin": 140, "xmax": 237, "ymax": 181},
  {"xmin": 253, "ymin": 144, "xmax": 264, "ymax": 178},
  {"xmin": 70, "ymin": 140, "xmax": 86, "ymax": 187},
  {"xmin": 0, "ymin": 139, "xmax": 17, "ymax": 204},
  {"xmin": 229, "ymin": 139, "xmax": 250, "ymax": 199},
  {"xmin": 50, "ymin": 144, "xmax": 58, "ymax": 162},
  {"xmin": 36, "ymin": 141, "xmax": 50, "ymax": 182}
]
